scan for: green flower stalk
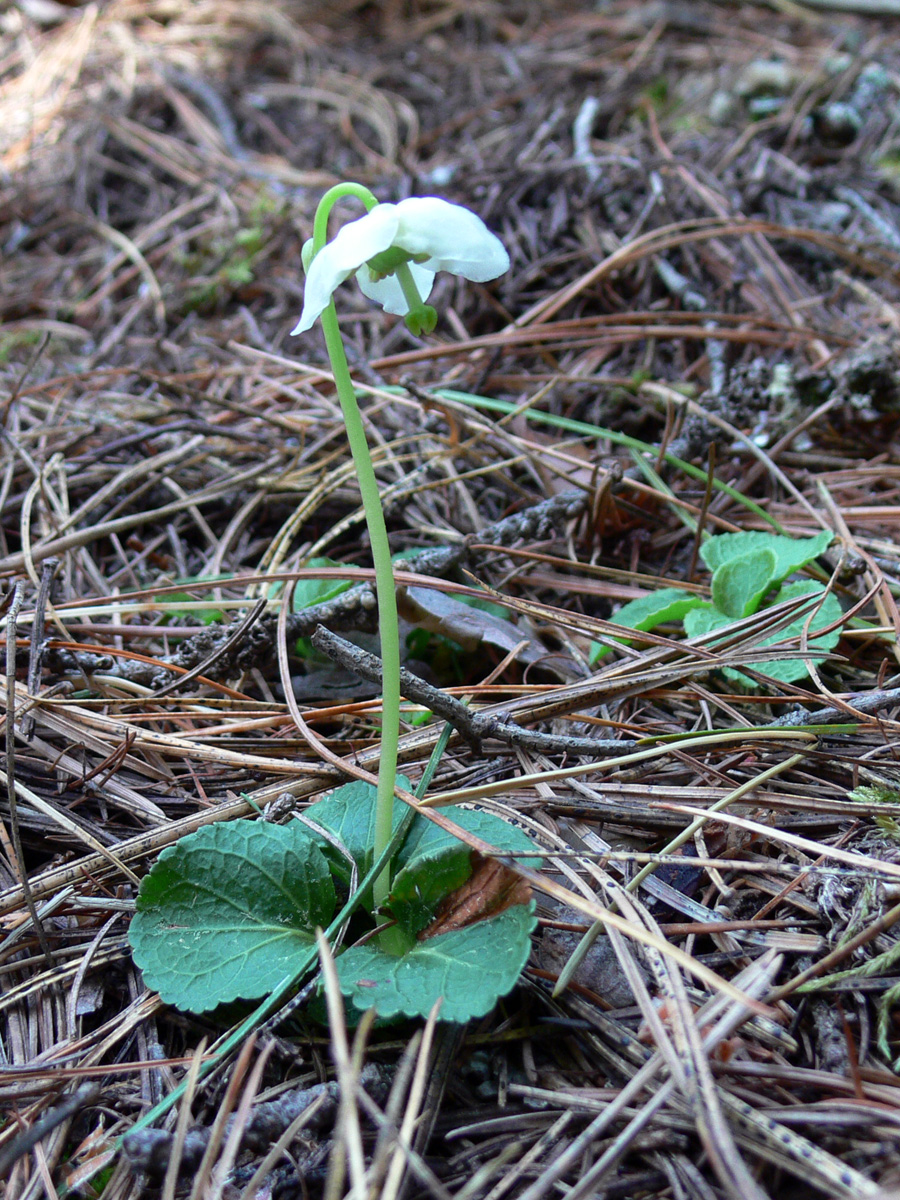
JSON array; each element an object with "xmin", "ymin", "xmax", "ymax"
[{"xmin": 293, "ymin": 184, "xmax": 509, "ymax": 925}]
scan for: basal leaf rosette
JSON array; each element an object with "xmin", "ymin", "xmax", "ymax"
[
  {"xmin": 301, "ymin": 776, "xmax": 414, "ymax": 907},
  {"xmin": 683, "ymin": 581, "xmax": 842, "ymax": 683},
  {"xmin": 588, "ymin": 530, "xmax": 840, "ymax": 685},
  {"xmin": 129, "ymin": 782, "xmax": 541, "ymax": 1023},
  {"xmin": 306, "ymin": 781, "xmax": 541, "ymax": 1021}
]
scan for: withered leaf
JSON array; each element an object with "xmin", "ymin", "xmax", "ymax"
[
  {"xmin": 397, "ymin": 585, "xmax": 544, "ymax": 662},
  {"xmin": 417, "ymin": 852, "xmax": 532, "ymax": 941}
]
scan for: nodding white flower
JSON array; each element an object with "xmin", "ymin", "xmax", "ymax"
[{"xmin": 291, "ymin": 197, "xmax": 509, "ymax": 335}]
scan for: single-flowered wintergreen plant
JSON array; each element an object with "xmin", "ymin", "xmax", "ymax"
[{"xmin": 127, "ymin": 185, "xmax": 538, "ymax": 1036}]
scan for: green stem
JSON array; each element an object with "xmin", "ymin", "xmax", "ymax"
[
  {"xmin": 312, "ymin": 183, "xmax": 379, "ymax": 250},
  {"xmin": 310, "ymin": 183, "xmax": 401, "ymax": 927},
  {"xmin": 319, "ymin": 303, "xmax": 400, "ymax": 915},
  {"xmin": 394, "ymin": 262, "xmax": 436, "ymax": 334}
]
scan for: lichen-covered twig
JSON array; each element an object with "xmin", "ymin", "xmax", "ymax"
[
  {"xmin": 761, "ymin": 684, "xmax": 900, "ymax": 729},
  {"xmin": 151, "ymin": 597, "xmax": 269, "ymax": 696}
]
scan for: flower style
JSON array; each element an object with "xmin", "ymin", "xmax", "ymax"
[{"xmin": 291, "ymin": 196, "xmax": 509, "ymax": 334}]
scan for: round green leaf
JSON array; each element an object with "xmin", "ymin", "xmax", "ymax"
[
  {"xmin": 336, "ymin": 902, "xmax": 537, "ymax": 1022},
  {"xmin": 290, "ymin": 558, "xmax": 357, "ymax": 609},
  {"xmin": 683, "ymin": 604, "xmax": 734, "ymax": 640},
  {"xmin": 129, "ymin": 821, "xmax": 335, "ymax": 1012},
  {"xmin": 747, "ymin": 581, "xmax": 843, "ymax": 682},
  {"xmin": 589, "ymin": 587, "xmax": 705, "ymax": 663},
  {"xmin": 394, "ymin": 805, "xmax": 538, "ymax": 872},
  {"xmin": 700, "ymin": 530, "xmax": 832, "ymax": 585},
  {"xmin": 388, "ymin": 850, "xmax": 472, "ymax": 937}
]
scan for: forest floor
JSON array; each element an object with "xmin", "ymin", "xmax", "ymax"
[{"xmin": 5, "ymin": 1, "xmax": 900, "ymax": 1197}]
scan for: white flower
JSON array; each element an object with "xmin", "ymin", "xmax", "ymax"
[{"xmin": 291, "ymin": 197, "xmax": 509, "ymax": 334}]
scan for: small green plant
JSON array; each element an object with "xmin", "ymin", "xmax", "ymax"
[
  {"xmin": 590, "ymin": 529, "xmax": 840, "ymax": 683},
  {"xmin": 849, "ymin": 784, "xmax": 900, "ymax": 844},
  {"xmin": 0, "ymin": 327, "xmax": 43, "ymax": 365},
  {"xmin": 182, "ymin": 208, "xmax": 273, "ymax": 312},
  {"xmin": 152, "ymin": 576, "xmax": 233, "ymax": 626},
  {"xmin": 280, "ymin": 556, "xmax": 357, "ymax": 658},
  {"xmin": 128, "ymin": 186, "xmax": 530, "ymax": 1023},
  {"xmin": 292, "ymin": 186, "xmax": 509, "ymax": 926}
]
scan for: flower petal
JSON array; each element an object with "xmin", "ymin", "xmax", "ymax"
[
  {"xmin": 391, "ymin": 197, "xmax": 509, "ymax": 282},
  {"xmin": 356, "ymin": 260, "xmax": 436, "ymax": 316},
  {"xmin": 291, "ymin": 205, "xmax": 400, "ymax": 334}
]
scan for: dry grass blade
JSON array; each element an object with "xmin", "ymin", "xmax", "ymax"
[
  {"xmin": 379, "ymin": 1001, "xmax": 441, "ymax": 1200},
  {"xmin": 610, "ymin": 887, "xmax": 770, "ymax": 1200},
  {"xmin": 160, "ymin": 1038, "xmax": 207, "ymax": 1200},
  {"xmin": 201, "ymin": 1041, "xmax": 274, "ymax": 1200},
  {"xmin": 318, "ymin": 932, "xmax": 370, "ymax": 1200}
]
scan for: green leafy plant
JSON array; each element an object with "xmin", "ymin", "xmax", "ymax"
[
  {"xmin": 130, "ymin": 778, "xmax": 538, "ymax": 1021},
  {"xmin": 849, "ymin": 784, "xmax": 900, "ymax": 845},
  {"xmin": 130, "ymin": 821, "xmax": 335, "ymax": 1014},
  {"xmin": 0, "ymin": 327, "xmax": 44, "ymax": 365},
  {"xmin": 152, "ymin": 589, "xmax": 227, "ymax": 626},
  {"xmin": 129, "ymin": 184, "xmax": 531, "ymax": 1025},
  {"xmin": 590, "ymin": 529, "xmax": 840, "ymax": 683},
  {"xmin": 181, "ymin": 205, "xmax": 275, "ymax": 313}
]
